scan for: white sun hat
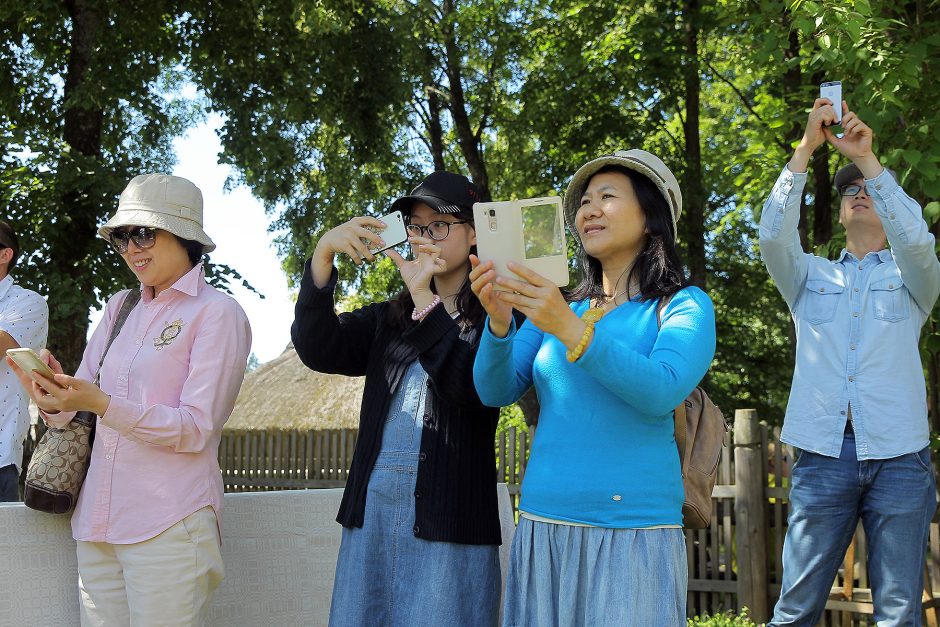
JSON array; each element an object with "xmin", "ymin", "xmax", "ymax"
[
  {"xmin": 98, "ymin": 174, "xmax": 216, "ymax": 253},
  {"xmin": 563, "ymin": 149, "xmax": 682, "ymax": 243}
]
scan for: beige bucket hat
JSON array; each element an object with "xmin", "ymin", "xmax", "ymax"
[
  {"xmin": 563, "ymin": 149, "xmax": 682, "ymax": 243},
  {"xmin": 98, "ymin": 174, "xmax": 216, "ymax": 253}
]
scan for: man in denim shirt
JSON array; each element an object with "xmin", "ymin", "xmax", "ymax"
[{"xmin": 761, "ymin": 98, "xmax": 940, "ymax": 626}]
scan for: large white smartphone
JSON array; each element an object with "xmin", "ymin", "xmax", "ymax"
[
  {"xmin": 473, "ymin": 196, "xmax": 570, "ymax": 289},
  {"xmin": 820, "ymin": 80, "xmax": 843, "ymax": 124},
  {"xmin": 6, "ymin": 348, "xmax": 56, "ymax": 379},
  {"xmin": 363, "ymin": 210, "xmax": 408, "ymax": 255}
]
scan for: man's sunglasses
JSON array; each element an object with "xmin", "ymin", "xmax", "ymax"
[
  {"xmin": 109, "ymin": 226, "xmax": 158, "ymax": 254},
  {"xmin": 839, "ymin": 184, "xmax": 870, "ymax": 197}
]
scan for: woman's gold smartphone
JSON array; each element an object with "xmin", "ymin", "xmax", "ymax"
[{"xmin": 6, "ymin": 347, "xmax": 56, "ymax": 380}]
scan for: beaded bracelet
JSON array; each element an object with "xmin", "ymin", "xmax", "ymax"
[
  {"xmin": 412, "ymin": 294, "xmax": 442, "ymax": 321},
  {"xmin": 566, "ymin": 307, "xmax": 605, "ymax": 362}
]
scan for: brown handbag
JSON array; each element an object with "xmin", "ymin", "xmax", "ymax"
[{"xmin": 24, "ymin": 289, "xmax": 141, "ymax": 513}]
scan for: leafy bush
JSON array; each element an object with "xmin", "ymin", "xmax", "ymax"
[{"xmin": 688, "ymin": 608, "xmax": 759, "ymax": 626}]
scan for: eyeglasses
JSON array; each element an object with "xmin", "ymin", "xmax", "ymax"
[
  {"xmin": 840, "ymin": 184, "xmax": 870, "ymax": 197},
  {"xmin": 109, "ymin": 226, "xmax": 157, "ymax": 254},
  {"xmin": 405, "ymin": 220, "xmax": 471, "ymax": 241}
]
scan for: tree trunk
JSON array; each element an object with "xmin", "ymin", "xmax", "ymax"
[
  {"xmin": 423, "ymin": 47, "xmax": 446, "ymax": 171},
  {"xmin": 681, "ymin": 0, "xmax": 705, "ymax": 289},
  {"xmin": 440, "ymin": 0, "xmax": 490, "ymax": 201},
  {"xmin": 780, "ymin": 27, "xmax": 810, "ymax": 252},
  {"xmin": 780, "ymin": 15, "xmax": 805, "ymax": 361},
  {"xmin": 810, "ymin": 70, "xmax": 833, "ymax": 250},
  {"xmin": 50, "ymin": 0, "xmax": 105, "ymax": 373},
  {"xmin": 811, "ymin": 142, "xmax": 833, "ymax": 249}
]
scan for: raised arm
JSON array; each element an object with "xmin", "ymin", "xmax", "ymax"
[
  {"xmin": 867, "ymin": 170, "xmax": 940, "ymax": 314},
  {"xmin": 823, "ymin": 104, "xmax": 940, "ymax": 315},
  {"xmin": 759, "ymin": 98, "xmax": 839, "ymax": 309}
]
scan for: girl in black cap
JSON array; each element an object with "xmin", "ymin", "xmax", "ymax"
[{"xmin": 291, "ymin": 171, "xmax": 508, "ymax": 626}]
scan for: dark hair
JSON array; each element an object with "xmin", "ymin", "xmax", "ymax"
[
  {"xmin": 567, "ymin": 165, "xmax": 688, "ymax": 304},
  {"xmin": 0, "ymin": 220, "xmax": 20, "ymax": 270},
  {"xmin": 386, "ymin": 207, "xmax": 485, "ymax": 330},
  {"xmin": 173, "ymin": 235, "xmax": 205, "ymax": 266}
]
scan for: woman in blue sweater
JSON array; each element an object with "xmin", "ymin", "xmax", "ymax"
[{"xmin": 471, "ymin": 150, "xmax": 716, "ymax": 626}]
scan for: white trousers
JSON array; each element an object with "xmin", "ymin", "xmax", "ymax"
[{"xmin": 77, "ymin": 506, "xmax": 224, "ymax": 627}]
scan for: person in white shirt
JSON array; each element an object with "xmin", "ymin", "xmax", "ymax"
[{"xmin": 0, "ymin": 219, "xmax": 49, "ymax": 501}]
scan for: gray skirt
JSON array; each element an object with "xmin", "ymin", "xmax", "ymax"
[{"xmin": 503, "ymin": 516, "xmax": 687, "ymax": 627}]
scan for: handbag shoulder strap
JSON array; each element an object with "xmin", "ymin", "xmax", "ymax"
[{"xmin": 92, "ymin": 288, "xmax": 141, "ymax": 384}]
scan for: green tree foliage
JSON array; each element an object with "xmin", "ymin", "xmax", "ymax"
[
  {"xmin": 4, "ymin": 0, "xmax": 939, "ymax": 426},
  {"xmin": 1, "ymin": 1, "xmax": 252, "ymax": 371},
  {"xmin": 192, "ymin": 0, "xmax": 940, "ymax": 424}
]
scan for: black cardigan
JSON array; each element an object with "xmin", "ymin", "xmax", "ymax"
[{"xmin": 291, "ymin": 262, "xmax": 502, "ymax": 545}]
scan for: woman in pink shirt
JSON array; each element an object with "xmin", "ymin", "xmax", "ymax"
[{"xmin": 9, "ymin": 174, "xmax": 251, "ymax": 626}]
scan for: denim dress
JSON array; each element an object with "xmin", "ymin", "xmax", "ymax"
[{"xmin": 329, "ymin": 360, "xmax": 501, "ymax": 627}]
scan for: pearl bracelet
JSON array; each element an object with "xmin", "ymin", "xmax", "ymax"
[{"xmin": 412, "ymin": 294, "xmax": 442, "ymax": 321}]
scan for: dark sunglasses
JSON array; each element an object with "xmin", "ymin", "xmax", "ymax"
[
  {"xmin": 839, "ymin": 184, "xmax": 870, "ymax": 197},
  {"xmin": 405, "ymin": 220, "xmax": 471, "ymax": 241},
  {"xmin": 109, "ymin": 226, "xmax": 158, "ymax": 254}
]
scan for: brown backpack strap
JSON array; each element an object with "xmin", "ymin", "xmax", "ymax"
[
  {"xmin": 674, "ymin": 400, "xmax": 688, "ymax": 467},
  {"xmin": 655, "ymin": 294, "xmax": 673, "ymax": 330}
]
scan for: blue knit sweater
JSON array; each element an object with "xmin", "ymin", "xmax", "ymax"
[{"xmin": 474, "ymin": 287, "xmax": 716, "ymax": 527}]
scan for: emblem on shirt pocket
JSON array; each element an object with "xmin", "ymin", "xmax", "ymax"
[{"xmin": 154, "ymin": 319, "xmax": 185, "ymax": 350}]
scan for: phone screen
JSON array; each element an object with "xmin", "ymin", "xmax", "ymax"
[{"xmin": 522, "ymin": 202, "xmax": 565, "ymax": 260}]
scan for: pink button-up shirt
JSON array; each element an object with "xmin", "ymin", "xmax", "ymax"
[{"xmin": 59, "ymin": 263, "xmax": 251, "ymax": 544}]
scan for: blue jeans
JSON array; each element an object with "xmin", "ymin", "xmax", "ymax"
[
  {"xmin": 0, "ymin": 464, "xmax": 19, "ymax": 501},
  {"xmin": 770, "ymin": 430, "xmax": 937, "ymax": 626}
]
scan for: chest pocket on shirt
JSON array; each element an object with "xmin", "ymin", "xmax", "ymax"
[
  {"xmin": 803, "ymin": 279, "xmax": 843, "ymax": 324},
  {"xmin": 870, "ymin": 277, "xmax": 910, "ymax": 322}
]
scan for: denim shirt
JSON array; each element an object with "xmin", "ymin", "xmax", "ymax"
[{"xmin": 759, "ymin": 166, "xmax": 940, "ymax": 460}]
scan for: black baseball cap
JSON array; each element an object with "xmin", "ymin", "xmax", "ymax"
[
  {"xmin": 389, "ymin": 171, "xmax": 483, "ymax": 216},
  {"xmin": 834, "ymin": 163, "xmax": 896, "ymax": 190}
]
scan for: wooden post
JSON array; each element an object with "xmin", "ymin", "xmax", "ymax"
[{"xmin": 734, "ymin": 409, "xmax": 769, "ymax": 622}]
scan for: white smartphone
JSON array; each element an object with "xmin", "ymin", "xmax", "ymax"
[
  {"xmin": 6, "ymin": 347, "xmax": 56, "ymax": 380},
  {"xmin": 473, "ymin": 196, "xmax": 570, "ymax": 289},
  {"xmin": 820, "ymin": 80, "xmax": 843, "ymax": 124},
  {"xmin": 362, "ymin": 210, "xmax": 408, "ymax": 255}
]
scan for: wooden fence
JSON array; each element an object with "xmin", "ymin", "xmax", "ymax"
[{"xmin": 218, "ymin": 411, "xmax": 940, "ymax": 625}]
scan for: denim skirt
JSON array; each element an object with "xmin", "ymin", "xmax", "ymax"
[
  {"xmin": 502, "ymin": 516, "xmax": 687, "ymax": 627},
  {"xmin": 329, "ymin": 361, "xmax": 501, "ymax": 627}
]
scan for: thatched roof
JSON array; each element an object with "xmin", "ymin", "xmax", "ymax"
[{"xmin": 224, "ymin": 344, "xmax": 363, "ymax": 431}]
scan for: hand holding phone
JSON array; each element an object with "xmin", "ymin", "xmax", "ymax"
[
  {"xmin": 6, "ymin": 348, "xmax": 57, "ymax": 380},
  {"xmin": 820, "ymin": 81, "xmax": 843, "ymax": 125}
]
